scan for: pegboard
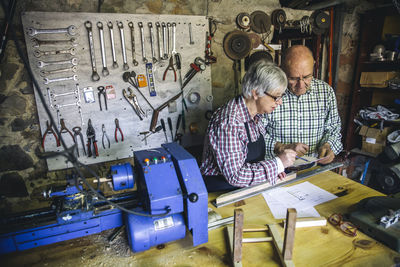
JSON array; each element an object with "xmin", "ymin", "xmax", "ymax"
[{"xmin": 22, "ymin": 12, "xmax": 212, "ymax": 171}]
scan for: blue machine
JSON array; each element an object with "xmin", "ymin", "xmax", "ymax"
[{"xmin": 0, "ymin": 143, "xmax": 208, "ymax": 254}]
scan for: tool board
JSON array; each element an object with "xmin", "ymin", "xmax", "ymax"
[{"xmin": 21, "ymin": 12, "xmax": 212, "ymax": 171}]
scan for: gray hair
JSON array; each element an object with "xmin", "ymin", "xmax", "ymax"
[{"xmin": 241, "ymin": 60, "xmax": 287, "ymax": 98}]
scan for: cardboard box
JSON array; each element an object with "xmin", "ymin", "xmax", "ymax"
[
  {"xmin": 359, "ymin": 126, "xmax": 392, "ymax": 155},
  {"xmin": 360, "ymin": 72, "xmax": 398, "ymax": 88}
]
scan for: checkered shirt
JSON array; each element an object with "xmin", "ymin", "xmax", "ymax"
[
  {"xmin": 264, "ymin": 78, "xmax": 343, "ymax": 158},
  {"xmin": 200, "ymin": 95, "xmax": 279, "ymax": 187}
]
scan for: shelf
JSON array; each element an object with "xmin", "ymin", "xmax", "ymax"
[
  {"xmin": 350, "ymin": 148, "xmax": 378, "ymax": 158},
  {"xmin": 361, "ymin": 61, "xmax": 400, "ymax": 71}
]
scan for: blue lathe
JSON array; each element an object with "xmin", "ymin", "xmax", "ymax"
[{"xmin": 0, "ymin": 143, "xmax": 208, "ymax": 254}]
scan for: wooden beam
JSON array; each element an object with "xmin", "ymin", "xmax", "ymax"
[
  {"xmin": 283, "ymin": 208, "xmax": 297, "ymax": 260},
  {"xmin": 233, "ymin": 209, "xmax": 244, "ymax": 264}
]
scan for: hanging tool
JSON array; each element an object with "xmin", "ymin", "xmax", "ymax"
[
  {"xmin": 141, "ymin": 125, "xmax": 162, "ymax": 142},
  {"xmin": 205, "ymin": 18, "xmax": 217, "ymax": 65},
  {"xmin": 72, "ymin": 126, "xmax": 86, "ymax": 157},
  {"xmin": 114, "ymin": 118, "xmax": 124, "ymax": 143},
  {"xmin": 174, "ymin": 114, "xmax": 182, "ymax": 142},
  {"xmin": 41, "ymin": 120, "xmax": 61, "ymax": 148},
  {"xmin": 102, "ymin": 124, "xmax": 110, "ymax": 149},
  {"xmin": 160, "ymin": 119, "xmax": 168, "ymax": 142},
  {"xmin": 175, "ymin": 53, "xmax": 187, "ymax": 133},
  {"xmin": 139, "ymin": 131, "xmax": 149, "ymax": 145},
  {"xmin": 97, "ymin": 86, "xmax": 108, "ymax": 111},
  {"xmin": 122, "ymin": 71, "xmax": 155, "ymax": 111},
  {"xmin": 123, "ymin": 87, "xmax": 146, "ymax": 120},
  {"xmin": 146, "ymin": 63, "xmax": 156, "ymax": 96},
  {"xmin": 86, "ymin": 119, "xmax": 99, "ymax": 158},
  {"xmin": 163, "ymin": 56, "xmax": 177, "ymax": 82},
  {"xmin": 60, "ymin": 119, "xmax": 75, "ymax": 144},
  {"xmin": 167, "ymin": 117, "xmax": 173, "ymax": 141}
]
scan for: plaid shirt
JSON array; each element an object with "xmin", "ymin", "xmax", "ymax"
[
  {"xmin": 264, "ymin": 78, "xmax": 343, "ymax": 158},
  {"xmin": 200, "ymin": 96, "xmax": 279, "ymax": 187}
]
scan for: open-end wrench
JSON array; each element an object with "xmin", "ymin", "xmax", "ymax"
[
  {"xmin": 117, "ymin": 21, "xmax": 129, "ymax": 70},
  {"xmin": 51, "ymin": 89, "xmax": 78, "ymax": 98},
  {"xmin": 37, "ymin": 57, "xmax": 78, "ymax": 68},
  {"xmin": 107, "ymin": 21, "xmax": 119, "ymax": 69},
  {"xmin": 28, "ymin": 25, "xmax": 77, "ymax": 36},
  {"xmin": 34, "ymin": 47, "xmax": 75, "ymax": 58},
  {"xmin": 172, "ymin": 22, "xmax": 177, "ymax": 54},
  {"xmin": 155, "ymin": 22, "xmax": 163, "ymax": 61},
  {"xmin": 40, "ymin": 66, "xmax": 77, "ymax": 77},
  {"xmin": 54, "ymin": 102, "xmax": 78, "ymax": 109},
  {"xmin": 148, "ymin": 22, "xmax": 157, "ymax": 63},
  {"xmin": 138, "ymin": 22, "xmax": 147, "ymax": 64},
  {"xmin": 31, "ymin": 37, "xmax": 77, "ymax": 48},
  {"xmin": 162, "ymin": 22, "xmax": 168, "ymax": 59},
  {"xmin": 167, "ymin": 23, "xmax": 171, "ymax": 57},
  {"xmin": 46, "ymin": 87, "xmax": 53, "ymax": 108},
  {"xmin": 97, "ymin": 22, "xmax": 109, "ymax": 76},
  {"xmin": 128, "ymin": 22, "xmax": 139, "ymax": 66},
  {"xmin": 84, "ymin": 21, "xmax": 100, "ymax": 82},
  {"xmin": 44, "ymin": 74, "xmax": 78, "ymax": 84},
  {"xmin": 188, "ymin": 23, "xmax": 194, "ymax": 45}
]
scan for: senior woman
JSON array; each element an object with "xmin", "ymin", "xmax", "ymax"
[{"xmin": 200, "ymin": 60, "xmax": 296, "ymax": 192}]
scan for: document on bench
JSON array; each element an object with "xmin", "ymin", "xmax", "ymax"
[{"xmin": 262, "ymin": 181, "xmax": 338, "ymax": 219}]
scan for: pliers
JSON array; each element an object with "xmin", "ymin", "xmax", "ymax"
[
  {"xmin": 42, "ymin": 120, "xmax": 60, "ymax": 148},
  {"xmin": 86, "ymin": 119, "xmax": 99, "ymax": 158},
  {"xmin": 72, "ymin": 126, "xmax": 86, "ymax": 157},
  {"xmin": 114, "ymin": 118, "xmax": 124, "ymax": 142},
  {"xmin": 102, "ymin": 124, "xmax": 110, "ymax": 149},
  {"xmin": 98, "ymin": 86, "xmax": 108, "ymax": 111},
  {"xmin": 60, "ymin": 119, "xmax": 75, "ymax": 144},
  {"xmin": 123, "ymin": 87, "xmax": 145, "ymax": 120},
  {"xmin": 163, "ymin": 56, "xmax": 177, "ymax": 82}
]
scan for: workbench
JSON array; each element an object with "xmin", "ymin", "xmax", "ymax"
[{"xmin": 1, "ymin": 171, "xmax": 399, "ymax": 267}]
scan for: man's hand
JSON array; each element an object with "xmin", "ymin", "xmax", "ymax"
[
  {"xmin": 275, "ymin": 142, "xmax": 309, "ymax": 156},
  {"xmin": 278, "ymin": 149, "xmax": 297, "ymax": 168},
  {"xmin": 318, "ymin": 143, "xmax": 334, "ymax": 164}
]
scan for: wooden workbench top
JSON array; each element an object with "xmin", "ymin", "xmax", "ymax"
[{"xmin": 1, "ymin": 171, "xmax": 399, "ymax": 267}]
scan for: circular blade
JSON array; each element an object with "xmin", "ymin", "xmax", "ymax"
[
  {"xmin": 223, "ymin": 30, "xmax": 252, "ymax": 60},
  {"xmin": 250, "ymin": 10, "xmax": 271, "ymax": 34},
  {"xmin": 271, "ymin": 9, "xmax": 286, "ymax": 29}
]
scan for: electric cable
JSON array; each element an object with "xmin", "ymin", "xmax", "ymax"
[{"xmin": 4, "ymin": 1, "xmax": 170, "ymax": 218}]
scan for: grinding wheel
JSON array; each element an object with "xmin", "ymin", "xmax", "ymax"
[
  {"xmin": 248, "ymin": 33, "xmax": 261, "ymax": 48},
  {"xmin": 236, "ymin": 12, "xmax": 251, "ymax": 30},
  {"xmin": 311, "ymin": 10, "xmax": 330, "ymax": 34},
  {"xmin": 223, "ymin": 30, "xmax": 252, "ymax": 60},
  {"xmin": 271, "ymin": 9, "xmax": 286, "ymax": 32},
  {"xmin": 250, "ymin": 10, "xmax": 271, "ymax": 34}
]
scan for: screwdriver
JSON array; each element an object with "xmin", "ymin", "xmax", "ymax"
[
  {"xmin": 174, "ymin": 114, "xmax": 182, "ymax": 141},
  {"xmin": 141, "ymin": 125, "xmax": 162, "ymax": 142},
  {"xmin": 167, "ymin": 117, "xmax": 173, "ymax": 141},
  {"xmin": 160, "ymin": 119, "xmax": 168, "ymax": 142},
  {"xmin": 175, "ymin": 53, "xmax": 187, "ymax": 112}
]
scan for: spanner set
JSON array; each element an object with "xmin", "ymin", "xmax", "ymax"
[{"xmin": 22, "ymin": 12, "xmax": 213, "ymax": 171}]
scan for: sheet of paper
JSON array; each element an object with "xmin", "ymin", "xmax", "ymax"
[{"xmin": 262, "ymin": 181, "xmax": 337, "ymax": 219}]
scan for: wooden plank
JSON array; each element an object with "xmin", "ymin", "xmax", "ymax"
[
  {"xmin": 233, "ymin": 209, "xmax": 244, "ymax": 264},
  {"xmin": 283, "ymin": 217, "xmax": 327, "ymax": 228},
  {"xmin": 269, "ymin": 224, "xmax": 295, "ymax": 267},
  {"xmin": 283, "ymin": 208, "xmax": 297, "ymax": 260},
  {"xmin": 242, "ymin": 237, "xmax": 273, "ymax": 243},
  {"xmin": 227, "ymin": 226, "xmax": 243, "ymax": 267}
]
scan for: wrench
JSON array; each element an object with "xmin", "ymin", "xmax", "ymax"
[
  {"xmin": 40, "ymin": 66, "xmax": 77, "ymax": 77},
  {"xmin": 162, "ymin": 22, "xmax": 168, "ymax": 59},
  {"xmin": 34, "ymin": 47, "xmax": 75, "ymax": 58},
  {"xmin": 148, "ymin": 22, "xmax": 157, "ymax": 63},
  {"xmin": 37, "ymin": 58, "xmax": 78, "ymax": 68},
  {"xmin": 155, "ymin": 22, "xmax": 163, "ymax": 61},
  {"xmin": 54, "ymin": 102, "xmax": 78, "ymax": 109},
  {"xmin": 97, "ymin": 22, "xmax": 109, "ymax": 76},
  {"xmin": 128, "ymin": 22, "xmax": 139, "ymax": 66},
  {"xmin": 117, "ymin": 21, "xmax": 129, "ymax": 70},
  {"xmin": 44, "ymin": 74, "xmax": 78, "ymax": 84},
  {"xmin": 46, "ymin": 87, "xmax": 53, "ymax": 108},
  {"xmin": 84, "ymin": 21, "xmax": 100, "ymax": 82},
  {"xmin": 107, "ymin": 21, "xmax": 119, "ymax": 69},
  {"xmin": 138, "ymin": 22, "xmax": 147, "ymax": 63},
  {"xmin": 51, "ymin": 89, "xmax": 78, "ymax": 98},
  {"xmin": 188, "ymin": 23, "xmax": 194, "ymax": 45},
  {"xmin": 28, "ymin": 25, "xmax": 77, "ymax": 36},
  {"xmin": 31, "ymin": 37, "xmax": 77, "ymax": 48},
  {"xmin": 171, "ymin": 22, "xmax": 177, "ymax": 54},
  {"xmin": 167, "ymin": 23, "xmax": 171, "ymax": 57}
]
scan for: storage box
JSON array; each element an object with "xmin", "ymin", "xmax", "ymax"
[
  {"xmin": 359, "ymin": 126, "xmax": 392, "ymax": 155},
  {"xmin": 360, "ymin": 72, "xmax": 398, "ymax": 88}
]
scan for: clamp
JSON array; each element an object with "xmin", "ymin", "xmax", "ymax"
[
  {"xmin": 114, "ymin": 118, "xmax": 124, "ymax": 142},
  {"xmin": 72, "ymin": 126, "xmax": 86, "ymax": 157},
  {"xmin": 102, "ymin": 124, "xmax": 110, "ymax": 149},
  {"xmin": 86, "ymin": 119, "xmax": 99, "ymax": 158},
  {"xmin": 163, "ymin": 56, "xmax": 177, "ymax": 82},
  {"xmin": 41, "ymin": 120, "xmax": 60, "ymax": 148},
  {"xmin": 123, "ymin": 87, "xmax": 145, "ymax": 120},
  {"xmin": 98, "ymin": 86, "xmax": 108, "ymax": 111},
  {"xmin": 60, "ymin": 119, "xmax": 75, "ymax": 144}
]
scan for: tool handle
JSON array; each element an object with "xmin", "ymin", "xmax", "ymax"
[
  {"xmin": 175, "ymin": 53, "xmax": 181, "ymax": 70},
  {"xmin": 160, "ymin": 119, "xmax": 166, "ymax": 132},
  {"xmin": 154, "ymin": 125, "xmax": 163, "ymax": 132},
  {"xmin": 150, "ymin": 109, "xmax": 160, "ymax": 132},
  {"xmin": 167, "ymin": 117, "xmax": 173, "ymax": 131},
  {"xmin": 174, "ymin": 114, "xmax": 182, "ymax": 140}
]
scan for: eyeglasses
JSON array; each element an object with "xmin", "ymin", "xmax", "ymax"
[
  {"xmin": 265, "ymin": 92, "xmax": 285, "ymax": 102},
  {"xmin": 287, "ymin": 74, "xmax": 313, "ymax": 84},
  {"xmin": 328, "ymin": 213, "xmax": 357, "ymax": 237}
]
